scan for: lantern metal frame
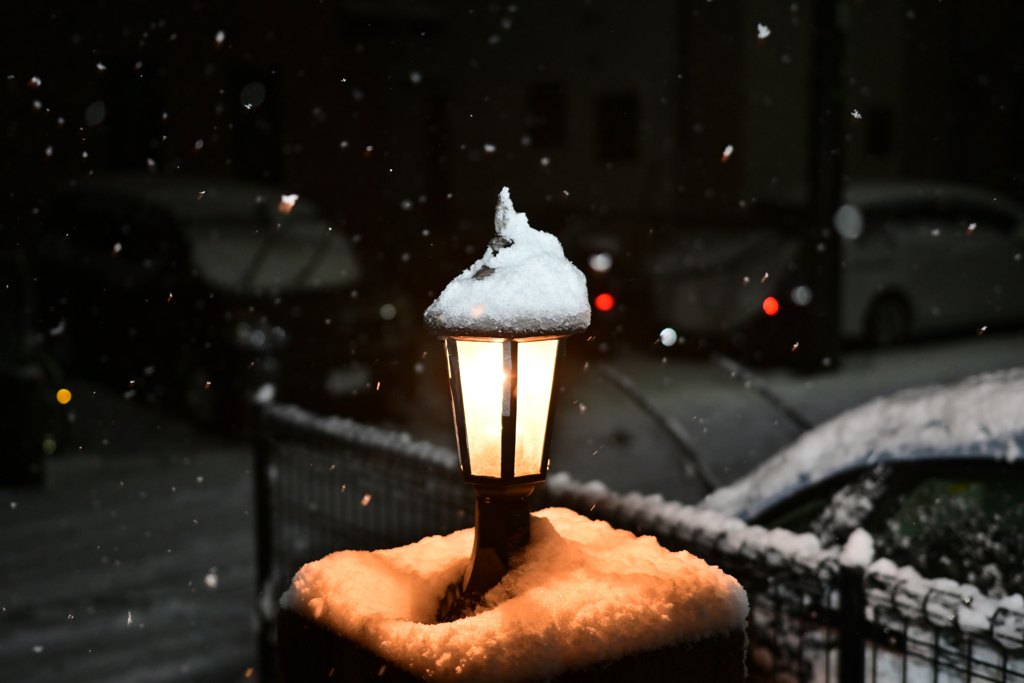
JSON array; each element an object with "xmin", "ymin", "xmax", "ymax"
[
  {"xmin": 443, "ymin": 335, "xmax": 565, "ymax": 489},
  {"xmin": 435, "ymin": 334, "xmax": 566, "ymax": 622}
]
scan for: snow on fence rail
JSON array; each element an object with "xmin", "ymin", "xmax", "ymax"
[
  {"xmin": 540, "ymin": 472, "xmax": 1024, "ymax": 682},
  {"xmin": 254, "ymin": 402, "xmax": 1024, "ymax": 682},
  {"xmin": 261, "ymin": 403, "xmax": 460, "ymax": 470},
  {"xmin": 542, "ymin": 472, "xmax": 1024, "ymax": 652},
  {"xmin": 543, "ymin": 472, "xmax": 840, "ymax": 577}
]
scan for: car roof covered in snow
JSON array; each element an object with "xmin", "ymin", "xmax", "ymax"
[{"xmin": 700, "ymin": 367, "xmax": 1024, "ymax": 521}]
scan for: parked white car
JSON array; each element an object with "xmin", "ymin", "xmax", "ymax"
[
  {"xmin": 839, "ymin": 182, "xmax": 1024, "ymax": 344},
  {"xmin": 647, "ymin": 182, "xmax": 1024, "ymax": 353}
]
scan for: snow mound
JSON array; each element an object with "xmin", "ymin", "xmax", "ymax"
[
  {"xmin": 840, "ymin": 528, "xmax": 875, "ymax": 568},
  {"xmin": 282, "ymin": 507, "xmax": 747, "ymax": 681},
  {"xmin": 424, "ymin": 187, "xmax": 590, "ymax": 337},
  {"xmin": 702, "ymin": 367, "xmax": 1024, "ymax": 520}
]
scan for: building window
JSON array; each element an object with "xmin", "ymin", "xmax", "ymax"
[
  {"xmin": 596, "ymin": 93, "xmax": 639, "ymax": 162},
  {"xmin": 526, "ymin": 83, "xmax": 565, "ymax": 147}
]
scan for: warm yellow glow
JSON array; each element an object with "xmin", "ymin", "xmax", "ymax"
[
  {"xmin": 56, "ymin": 389, "xmax": 72, "ymax": 405},
  {"xmin": 514, "ymin": 340, "xmax": 559, "ymax": 476},
  {"xmin": 456, "ymin": 340, "xmax": 504, "ymax": 477}
]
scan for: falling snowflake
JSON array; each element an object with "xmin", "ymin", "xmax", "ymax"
[
  {"xmin": 761, "ymin": 272, "xmax": 769, "ymax": 283},
  {"xmin": 360, "ymin": 493, "xmax": 372, "ymax": 506},
  {"xmin": 278, "ymin": 194, "xmax": 299, "ymax": 213},
  {"xmin": 28, "ymin": 76, "xmax": 41, "ymax": 89},
  {"xmin": 483, "ymin": 143, "xmax": 496, "ymax": 153},
  {"xmin": 967, "ymin": 222, "xmax": 977, "ymax": 234},
  {"xmin": 721, "ymin": 144, "xmax": 734, "ymax": 162},
  {"xmin": 851, "ymin": 109, "xmax": 862, "ymax": 119},
  {"xmin": 757, "ymin": 24, "xmax": 771, "ymax": 39},
  {"xmin": 215, "ymin": 30, "xmax": 225, "ymax": 46},
  {"xmin": 127, "ymin": 611, "xmax": 133, "ymax": 626}
]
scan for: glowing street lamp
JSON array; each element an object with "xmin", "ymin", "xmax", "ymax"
[{"xmin": 425, "ymin": 188, "xmax": 589, "ymax": 621}]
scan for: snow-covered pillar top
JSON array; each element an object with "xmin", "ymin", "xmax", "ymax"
[{"xmin": 424, "ymin": 187, "xmax": 591, "ymax": 338}]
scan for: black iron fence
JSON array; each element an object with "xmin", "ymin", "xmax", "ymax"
[{"xmin": 254, "ymin": 402, "xmax": 1024, "ymax": 682}]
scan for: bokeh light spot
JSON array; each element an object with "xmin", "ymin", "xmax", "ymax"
[
  {"xmin": 594, "ymin": 293, "xmax": 615, "ymax": 312},
  {"xmin": 56, "ymin": 388, "xmax": 72, "ymax": 404},
  {"xmin": 763, "ymin": 296, "xmax": 780, "ymax": 316}
]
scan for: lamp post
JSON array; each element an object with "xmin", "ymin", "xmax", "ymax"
[{"xmin": 425, "ymin": 187, "xmax": 589, "ymax": 622}]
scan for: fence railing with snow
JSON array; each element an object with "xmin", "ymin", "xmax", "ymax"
[
  {"xmin": 255, "ymin": 402, "xmax": 1024, "ymax": 682},
  {"xmin": 539, "ymin": 472, "xmax": 1024, "ymax": 681}
]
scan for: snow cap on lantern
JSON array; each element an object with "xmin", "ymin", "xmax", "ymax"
[{"xmin": 424, "ymin": 187, "xmax": 590, "ymax": 338}]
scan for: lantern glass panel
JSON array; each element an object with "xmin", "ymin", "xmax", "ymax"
[
  {"xmin": 455, "ymin": 339, "xmax": 504, "ymax": 477},
  {"xmin": 514, "ymin": 338, "xmax": 559, "ymax": 476}
]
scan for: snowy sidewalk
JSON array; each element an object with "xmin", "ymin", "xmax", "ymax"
[{"xmin": 0, "ymin": 381, "xmax": 257, "ymax": 683}]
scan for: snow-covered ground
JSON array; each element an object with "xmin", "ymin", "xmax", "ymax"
[{"xmin": 0, "ymin": 381, "xmax": 256, "ymax": 683}]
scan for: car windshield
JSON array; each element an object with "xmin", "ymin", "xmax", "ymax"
[
  {"xmin": 184, "ymin": 217, "xmax": 361, "ymax": 294},
  {"xmin": 867, "ymin": 471, "xmax": 1024, "ymax": 596}
]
